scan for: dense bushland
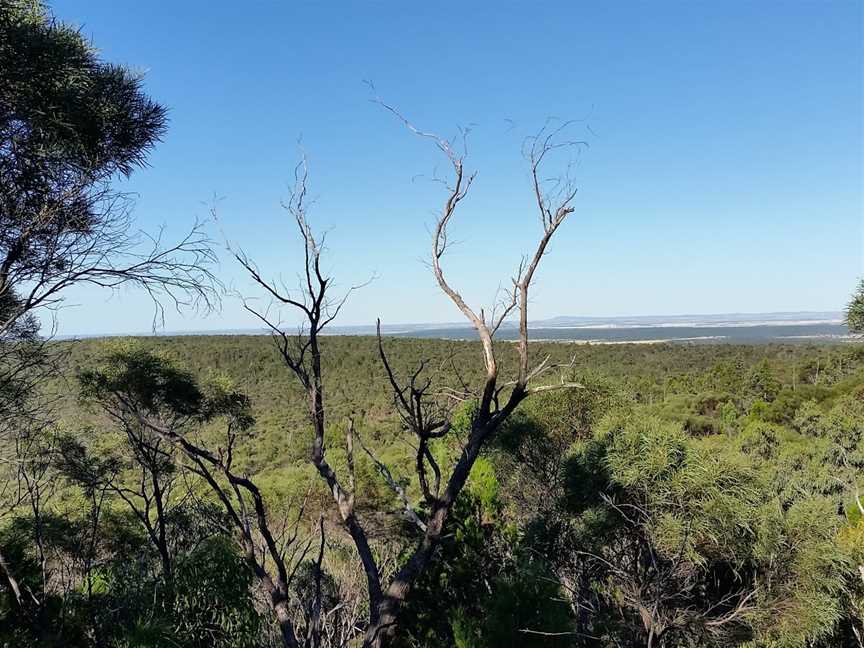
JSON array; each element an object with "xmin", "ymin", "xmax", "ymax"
[{"xmin": 2, "ymin": 335, "xmax": 860, "ymax": 647}]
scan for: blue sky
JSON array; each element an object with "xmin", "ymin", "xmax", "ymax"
[{"xmin": 50, "ymin": 1, "xmax": 863, "ymax": 335}]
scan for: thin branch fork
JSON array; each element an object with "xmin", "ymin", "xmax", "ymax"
[
  {"xmin": 353, "ymin": 98, "xmax": 585, "ymax": 646},
  {"xmin": 353, "ymin": 424, "xmax": 427, "ymax": 533},
  {"xmin": 232, "ymin": 157, "xmax": 386, "ymax": 631}
]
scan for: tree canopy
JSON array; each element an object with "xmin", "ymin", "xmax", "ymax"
[{"xmin": 846, "ymin": 280, "xmax": 864, "ymax": 335}]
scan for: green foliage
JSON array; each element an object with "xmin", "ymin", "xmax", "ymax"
[
  {"xmin": 518, "ymin": 372, "xmax": 628, "ymax": 443},
  {"xmin": 0, "ymin": 0, "xmax": 168, "ymax": 347},
  {"xmin": 398, "ymin": 459, "xmax": 573, "ymax": 648},
  {"xmin": 824, "ymin": 393, "xmax": 864, "ymax": 469},
  {"xmin": 600, "ymin": 414, "xmax": 764, "ymax": 565},
  {"xmin": 761, "ymin": 388, "xmax": 806, "ymax": 425},
  {"xmin": 845, "ymin": 279, "xmax": 864, "ymax": 335},
  {"xmin": 747, "ymin": 361, "xmax": 782, "ymax": 402},
  {"xmin": 6, "ymin": 333, "xmax": 864, "ymax": 647},
  {"xmin": 744, "ymin": 497, "xmax": 852, "ymax": 648},
  {"xmin": 555, "ymin": 412, "xmax": 861, "ymax": 647},
  {"xmin": 0, "ymin": 504, "xmax": 263, "ymax": 648},
  {"xmin": 793, "ymin": 399, "xmax": 825, "ymax": 436},
  {"xmin": 169, "ymin": 537, "xmax": 263, "ymax": 648},
  {"xmin": 78, "ymin": 344, "xmax": 206, "ymax": 419},
  {"xmin": 0, "ymin": 0, "xmax": 166, "ymax": 191},
  {"xmin": 465, "ymin": 456, "xmax": 499, "ymax": 511}
]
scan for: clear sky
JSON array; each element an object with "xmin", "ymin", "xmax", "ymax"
[{"xmin": 50, "ymin": 1, "xmax": 863, "ymax": 336}]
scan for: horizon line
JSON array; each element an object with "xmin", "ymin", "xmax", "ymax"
[{"xmin": 56, "ymin": 309, "xmax": 845, "ymax": 340}]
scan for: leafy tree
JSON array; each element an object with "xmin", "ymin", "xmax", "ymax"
[
  {"xmin": 793, "ymin": 399, "xmax": 825, "ymax": 436},
  {"xmin": 0, "ymin": 0, "xmax": 216, "ymax": 337},
  {"xmin": 747, "ymin": 361, "xmax": 781, "ymax": 403},
  {"xmin": 555, "ymin": 415, "xmax": 857, "ymax": 647},
  {"xmin": 0, "ymin": 497, "xmax": 263, "ymax": 647},
  {"xmin": 846, "ymin": 279, "xmax": 864, "ymax": 335},
  {"xmin": 0, "ymin": 1, "xmax": 218, "ymax": 620}
]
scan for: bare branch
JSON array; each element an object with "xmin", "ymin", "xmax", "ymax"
[{"xmin": 354, "ymin": 428, "xmax": 427, "ymax": 533}]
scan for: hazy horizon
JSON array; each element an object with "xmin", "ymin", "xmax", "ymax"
[{"xmin": 57, "ymin": 309, "xmax": 846, "ymax": 340}]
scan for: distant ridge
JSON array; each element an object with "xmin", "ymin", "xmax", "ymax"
[
  {"xmin": 327, "ymin": 311, "xmax": 846, "ymax": 339},
  {"xmin": 60, "ymin": 311, "xmax": 845, "ymax": 340},
  {"xmin": 532, "ymin": 312, "xmax": 843, "ymax": 329}
]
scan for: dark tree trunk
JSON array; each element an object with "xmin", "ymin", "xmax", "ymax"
[{"xmin": 275, "ymin": 600, "xmax": 301, "ymax": 648}]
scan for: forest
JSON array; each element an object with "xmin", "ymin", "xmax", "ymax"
[
  {"xmin": 4, "ymin": 330, "xmax": 864, "ymax": 647},
  {"xmin": 2, "ymin": 2, "xmax": 863, "ymax": 647}
]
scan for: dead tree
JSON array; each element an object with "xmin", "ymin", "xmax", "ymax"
[{"xmin": 237, "ymin": 105, "xmax": 584, "ymax": 646}]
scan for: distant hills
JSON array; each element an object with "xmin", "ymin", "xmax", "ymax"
[
  {"xmin": 62, "ymin": 311, "xmax": 847, "ymax": 341},
  {"xmin": 330, "ymin": 312, "xmax": 844, "ymax": 336},
  {"xmin": 529, "ymin": 311, "xmax": 844, "ymax": 329}
]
